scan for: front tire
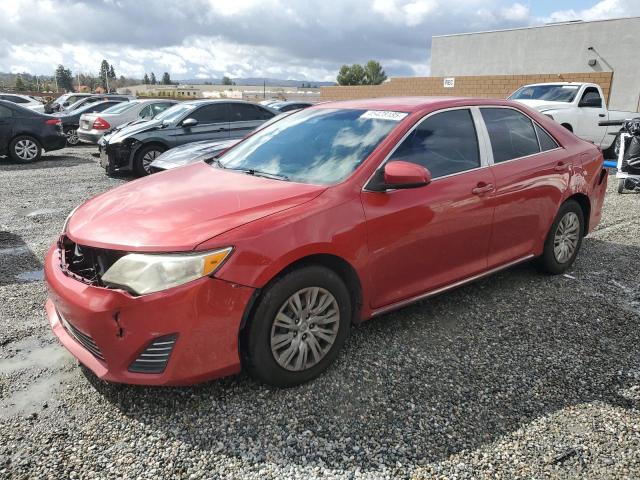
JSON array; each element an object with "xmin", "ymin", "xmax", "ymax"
[
  {"xmin": 9, "ymin": 135, "xmax": 42, "ymax": 163},
  {"xmin": 133, "ymin": 144, "xmax": 166, "ymax": 176},
  {"xmin": 242, "ymin": 266, "xmax": 351, "ymax": 387},
  {"xmin": 618, "ymin": 178, "xmax": 626, "ymax": 194},
  {"xmin": 66, "ymin": 129, "xmax": 79, "ymax": 146},
  {"xmin": 539, "ymin": 199, "xmax": 584, "ymax": 274}
]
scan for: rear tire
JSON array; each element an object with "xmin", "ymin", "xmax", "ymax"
[
  {"xmin": 242, "ymin": 266, "xmax": 351, "ymax": 387},
  {"xmin": 9, "ymin": 135, "xmax": 42, "ymax": 163},
  {"xmin": 539, "ymin": 199, "xmax": 584, "ymax": 275},
  {"xmin": 133, "ymin": 144, "xmax": 166, "ymax": 176},
  {"xmin": 66, "ymin": 129, "xmax": 79, "ymax": 146}
]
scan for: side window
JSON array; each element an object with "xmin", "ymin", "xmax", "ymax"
[
  {"xmin": 7, "ymin": 95, "xmax": 28, "ymax": 104},
  {"xmin": 190, "ymin": 104, "xmax": 229, "ymax": 124},
  {"xmin": 90, "ymin": 103, "xmax": 114, "ymax": 113},
  {"xmin": 535, "ymin": 124, "xmax": 559, "ymax": 151},
  {"xmin": 151, "ymin": 103, "xmax": 172, "ymax": 115},
  {"xmin": 580, "ymin": 87, "xmax": 602, "ymax": 107},
  {"xmin": 389, "ymin": 109, "xmax": 480, "ymax": 178},
  {"xmin": 481, "ymin": 108, "xmax": 540, "ymax": 163},
  {"xmin": 255, "ymin": 105, "xmax": 275, "ymax": 119},
  {"xmin": 229, "ymin": 103, "xmax": 272, "ymax": 122},
  {"xmin": 0, "ymin": 105, "xmax": 13, "ymax": 117},
  {"xmin": 139, "ymin": 105, "xmax": 153, "ymax": 118}
]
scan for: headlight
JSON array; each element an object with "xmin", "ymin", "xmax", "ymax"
[
  {"xmin": 62, "ymin": 206, "xmax": 80, "ymax": 233},
  {"xmin": 101, "ymin": 247, "xmax": 233, "ymax": 295}
]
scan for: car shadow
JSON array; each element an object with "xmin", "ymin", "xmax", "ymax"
[
  {"xmin": 85, "ymin": 237, "xmax": 640, "ymax": 471},
  {"xmin": 0, "ymin": 231, "xmax": 44, "ymax": 286},
  {"xmin": 0, "ymin": 152, "xmax": 95, "ymax": 171}
]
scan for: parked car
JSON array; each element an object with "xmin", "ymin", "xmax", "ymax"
[
  {"xmin": 270, "ymin": 101, "xmax": 314, "ymax": 112},
  {"xmin": 44, "ymin": 93, "xmax": 94, "ymax": 113},
  {"xmin": 509, "ymin": 82, "xmax": 636, "ymax": 156},
  {"xmin": 45, "ymin": 97, "xmax": 607, "ymax": 387},
  {"xmin": 149, "ymin": 110, "xmax": 298, "ymax": 172},
  {"xmin": 0, "ymin": 93, "xmax": 46, "ymax": 113},
  {"xmin": 99, "ymin": 99, "xmax": 277, "ymax": 176},
  {"xmin": 64, "ymin": 94, "xmax": 136, "ymax": 114},
  {"xmin": 78, "ymin": 99, "xmax": 177, "ymax": 144},
  {"xmin": 0, "ymin": 100, "xmax": 66, "ymax": 162},
  {"xmin": 55, "ymin": 100, "xmax": 126, "ymax": 145}
]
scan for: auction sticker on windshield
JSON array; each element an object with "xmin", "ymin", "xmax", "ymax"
[{"xmin": 359, "ymin": 110, "xmax": 408, "ymax": 121}]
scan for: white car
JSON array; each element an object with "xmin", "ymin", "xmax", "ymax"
[
  {"xmin": 510, "ymin": 82, "xmax": 636, "ymax": 153},
  {"xmin": 77, "ymin": 99, "xmax": 177, "ymax": 143},
  {"xmin": 0, "ymin": 93, "xmax": 45, "ymax": 113}
]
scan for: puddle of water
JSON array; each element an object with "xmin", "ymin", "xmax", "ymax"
[
  {"xmin": 15, "ymin": 269, "xmax": 44, "ymax": 282},
  {"xmin": 24, "ymin": 208, "xmax": 63, "ymax": 217},
  {"xmin": 0, "ymin": 343, "xmax": 71, "ymax": 375},
  {"xmin": 0, "ymin": 371, "xmax": 74, "ymax": 419},
  {"xmin": 0, "ymin": 245, "xmax": 30, "ymax": 256}
]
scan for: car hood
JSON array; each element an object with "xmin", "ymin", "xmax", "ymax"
[
  {"xmin": 513, "ymin": 99, "xmax": 573, "ymax": 112},
  {"xmin": 66, "ymin": 162, "xmax": 327, "ymax": 252},
  {"xmin": 150, "ymin": 139, "xmax": 240, "ymax": 169},
  {"xmin": 107, "ymin": 118, "xmax": 164, "ymax": 143}
]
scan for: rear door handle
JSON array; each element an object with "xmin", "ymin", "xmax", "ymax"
[
  {"xmin": 598, "ymin": 114, "xmax": 606, "ymax": 118},
  {"xmin": 472, "ymin": 182, "xmax": 494, "ymax": 195},
  {"xmin": 554, "ymin": 161, "xmax": 570, "ymax": 172}
]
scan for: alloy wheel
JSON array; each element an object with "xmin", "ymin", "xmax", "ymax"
[
  {"xmin": 142, "ymin": 150, "xmax": 161, "ymax": 173},
  {"xmin": 66, "ymin": 129, "xmax": 79, "ymax": 145},
  {"xmin": 553, "ymin": 211, "xmax": 580, "ymax": 263},
  {"xmin": 14, "ymin": 139, "xmax": 38, "ymax": 161},
  {"xmin": 270, "ymin": 287, "xmax": 340, "ymax": 372}
]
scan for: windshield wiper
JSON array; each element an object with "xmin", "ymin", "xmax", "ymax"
[{"xmin": 208, "ymin": 159, "xmax": 288, "ymax": 181}]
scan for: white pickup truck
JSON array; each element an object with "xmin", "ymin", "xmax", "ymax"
[{"xmin": 509, "ymin": 82, "xmax": 637, "ymax": 153}]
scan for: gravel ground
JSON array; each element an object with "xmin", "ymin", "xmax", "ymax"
[{"xmin": 0, "ymin": 147, "xmax": 639, "ymax": 479}]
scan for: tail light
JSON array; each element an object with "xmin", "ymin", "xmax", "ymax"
[
  {"xmin": 45, "ymin": 118, "xmax": 61, "ymax": 126},
  {"xmin": 92, "ymin": 117, "xmax": 111, "ymax": 130}
]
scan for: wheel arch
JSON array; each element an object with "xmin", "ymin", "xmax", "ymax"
[
  {"xmin": 238, "ymin": 253, "xmax": 364, "ymax": 333},
  {"xmin": 130, "ymin": 140, "xmax": 169, "ymax": 167},
  {"xmin": 565, "ymin": 192, "xmax": 591, "ymax": 235},
  {"xmin": 10, "ymin": 132, "xmax": 43, "ymax": 147}
]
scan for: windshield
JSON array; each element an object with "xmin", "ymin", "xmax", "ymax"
[
  {"xmin": 102, "ymin": 102, "xmax": 135, "ymax": 114},
  {"xmin": 155, "ymin": 104, "xmax": 195, "ymax": 122},
  {"xmin": 509, "ymin": 85, "xmax": 580, "ymax": 103},
  {"xmin": 218, "ymin": 108, "xmax": 402, "ymax": 185}
]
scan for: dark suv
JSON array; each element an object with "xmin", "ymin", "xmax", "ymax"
[
  {"xmin": 0, "ymin": 100, "xmax": 66, "ymax": 163},
  {"xmin": 99, "ymin": 99, "xmax": 277, "ymax": 176}
]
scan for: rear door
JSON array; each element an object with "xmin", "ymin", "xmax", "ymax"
[
  {"xmin": 0, "ymin": 104, "xmax": 13, "ymax": 152},
  {"xmin": 480, "ymin": 107, "xmax": 568, "ymax": 267},
  {"xmin": 175, "ymin": 103, "xmax": 230, "ymax": 145},
  {"xmin": 361, "ymin": 107, "xmax": 496, "ymax": 309},
  {"xmin": 228, "ymin": 103, "xmax": 274, "ymax": 138}
]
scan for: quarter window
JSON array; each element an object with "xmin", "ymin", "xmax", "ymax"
[
  {"xmin": 535, "ymin": 124, "xmax": 559, "ymax": 151},
  {"xmin": 481, "ymin": 108, "xmax": 540, "ymax": 163},
  {"xmin": 389, "ymin": 109, "xmax": 480, "ymax": 178}
]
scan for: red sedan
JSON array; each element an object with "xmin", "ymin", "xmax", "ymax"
[{"xmin": 45, "ymin": 97, "xmax": 607, "ymax": 387}]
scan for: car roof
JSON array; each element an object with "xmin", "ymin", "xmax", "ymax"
[
  {"xmin": 181, "ymin": 99, "xmax": 266, "ymax": 106},
  {"xmin": 312, "ymin": 96, "xmax": 525, "ymax": 113}
]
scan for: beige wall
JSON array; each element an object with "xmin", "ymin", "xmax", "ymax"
[{"xmin": 321, "ymin": 72, "xmax": 613, "ymax": 106}]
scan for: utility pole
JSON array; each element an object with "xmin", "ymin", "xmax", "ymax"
[{"xmin": 263, "ymin": 79, "xmax": 266, "ymax": 99}]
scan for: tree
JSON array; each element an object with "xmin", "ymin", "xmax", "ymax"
[
  {"xmin": 108, "ymin": 64, "xmax": 116, "ymax": 80},
  {"xmin": 14, "ymin": 77, "xmax": 26, "ymax": 91},
  {"xmin": 150, "ymin": 72, "xmax": 157, "ymax": 85},
  {"xmin": 143, "ymin": 73, "xmax": 150, "ymax": 85},
  {"xmin": 363, "ymin": 60, "xmax": 387, "ymax": 85},
  {"xmin": 161, "ymin": 72, "xmax": 171, "ymax": 85},
  {"xmin": 55, "ymin": 64, "xmax": 74, "ymax": 92},
  {"xmin": 99, "ymin": 59, "xmax": 110, "ymax": 88},
  {"xmin": 222, "ymin": 75, "xmax": 234, "ymax": 86}
]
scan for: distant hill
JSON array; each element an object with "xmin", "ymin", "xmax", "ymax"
[{"xmin": 180, "ymin": 77, "xmax": 336, "ymax": 87}]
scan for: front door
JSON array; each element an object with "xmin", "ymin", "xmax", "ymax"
[
  {"xmin": 480, "ymin": 107, "xmax": 569, "ymax": 266},
  {"xmin": 361, "ymin": 108, "xmax": 496, "ymax": 309},
  {"xmin": 576, "ymin": 87, "xmax": 607, "ymax": 146},
  {"xmin": 0, "ymin": 104, "xmax": 13, "ymax": 151}
]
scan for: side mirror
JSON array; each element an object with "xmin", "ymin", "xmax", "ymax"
[
  {"xmin": 181, "ymin": 118, "xmax": 198, "ymax": 128},
  {"xmin": 579, "ymin": 97, "xmax": 602, "ymax": 108},
  {"xmin": 368, "ymin": 160, "xmax": 431, "ymax": 191}
]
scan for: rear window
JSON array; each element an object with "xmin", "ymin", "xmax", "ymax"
[
  {"xmin": 481, "ymin": 108, "xmax": 540, "ymax": 163},
  {"xmin": 102, "ymin": 102, "xmax": 135, "ymax": 114}
]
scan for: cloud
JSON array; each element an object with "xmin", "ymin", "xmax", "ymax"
[
  {"xmin": 0, "ymin": 0, "xmax": 634, "ymax": 82},
  {"xmin": 544, "ymin": 0, "xmax": 640, "ymax": 23}
]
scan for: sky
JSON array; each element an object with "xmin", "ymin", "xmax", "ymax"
[{"xmin": 0, "ymin": 0, "xmax": 638, "ymax": 82}]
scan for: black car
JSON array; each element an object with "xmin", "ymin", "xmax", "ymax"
[
  {"xmin": 0, "ymin": 100, "xmax": 67, "ymax": 163},
  {"xmin": 55, "ymin": 100, "xmax": 125, "ymax": 145},
  {"xmin": 270, "ymin": 101, "xmax": 314, "ymax": 112},
  {"xmin": 100, "ymin": 99, "xmax": 277, "ymax": 176}
]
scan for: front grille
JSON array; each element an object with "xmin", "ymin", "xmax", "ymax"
[
  {"xmin": 58, "ymin": 236, "xmax": 125, "ymax": 286},
  {"xmin": 58, "ymin": 310, "xmax": 105, "ymax": 361},
  {"xmin": 128, "ymin": 334, "xmax": 178, "ymax": 374}
]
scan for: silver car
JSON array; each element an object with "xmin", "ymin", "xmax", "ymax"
[{"xmin": 77, "ymin": 99, "xmax": 177, "ymax": 143}]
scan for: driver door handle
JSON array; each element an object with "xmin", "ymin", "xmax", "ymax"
[
  {"xmin": 472, "ymin": 182, "xmax": 494, "ymax": 195},
  {"xmin": 599, "ymin": 113, "xmax": 606, "ymax": 118}
]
